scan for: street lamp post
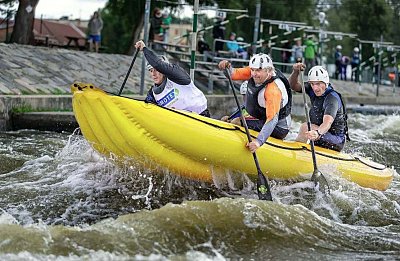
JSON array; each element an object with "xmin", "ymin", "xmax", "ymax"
[
  {"xmin": 252, "ymin": 1, "xmax": 261, "ymax": 55},
  {"xmin": 318, "ymin": 12, "xmax": 326, "ymax": 67}
]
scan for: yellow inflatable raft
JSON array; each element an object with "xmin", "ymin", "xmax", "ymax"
[{"xmin": 71, "ymin": 83, "xmax": 394, "ymax": 191}]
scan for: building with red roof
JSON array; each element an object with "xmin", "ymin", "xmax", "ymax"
[{"xmin": 0, "ymin": 18, "xmax": 87, "ymax": 49}]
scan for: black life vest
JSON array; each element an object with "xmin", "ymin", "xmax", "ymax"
[
  {"xmin": 307, "ymin": 84, "xmax": 350, "ymax": 140},
  {"xmin": 245, "ymin": 69, "xmax": 292, "ymax": 122}
]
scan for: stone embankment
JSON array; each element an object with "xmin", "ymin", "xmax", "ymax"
[{"xmin": 0, "ymin": 43, "xmax": 399, "ymax": 132}]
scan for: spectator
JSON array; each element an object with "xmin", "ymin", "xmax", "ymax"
[
  {"xmin": 281, "ymin": 41, "xmax": 291, "ymax": 73},
  {"xmin": 292, "ymin": 39, "xmax": 303, "ymax": 63},
  {"xmin": 226, "ymin": 32, "xmax": 239, "ymax": 56},
  {"xmin": 149, "ymin": 8, "xmax": 163, "ymax": 48},
  {"xmin": 388, "ymin": 70, "xmax": 396, "ymax": 85},
  {"xmin": 351, "ymin": 47, "xmax": 360, "ymax": 82},
  {"xmin": 212, "ymin": 17, "xmax": 225, "ymax": 54},
  {"xmin": 236, "ymin": 37, "xmax": 248, "ymax": 60},
  {"xmin": 304, "ymin": 37, "xmax": 317, "ymax": 73},
  {"xmin": 197, "ymin": 34, "xmax": 212, "ymax": 62},
  {"xmin": 88, "ymin": 11, "xmax": 103, "ymax": 53},
  {"xmin": 335, "ymin": 45, "xmax": 343, "ymax": 79},
  {"xmin": 197, "ymin": 34, "xmax": 210, "ymax": 54},
  {"xmin": 341, "ymin": 55, "xmax": 350, "ymax": 81},
  {"xmin": 226, "ymin": 32, "xmax": 248, "ymax": 60},
  {"xmin": 161, "ymin": 10, "xmax": 171, "ymax": 47}
]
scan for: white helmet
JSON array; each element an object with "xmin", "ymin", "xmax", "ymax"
[
  {"xmin": 146, "ymin": 55, "xmax": 169, "ymax": 70},
  {"xmin": 249, "ymin": 53, "xmax": 274, "ymax": 69},
  {"xmin": 354, "ymin": 47, "xmax": 359, "ymax": 52},
  {"xmin": 308, "ymin": 66, "xmax": 329, "ymax": 84},
  {"xmin": 240, "ymin": 81, "xmax": 248, "ymax": 95},
  {"xmin": 336, "ymin": 45, "xmax": 342, "ymax": 50}
]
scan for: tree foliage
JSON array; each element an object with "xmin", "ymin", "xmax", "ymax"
[
  {"xmin": 212, "ymin": 0, "xmax": 315, "ymax": 45},
  {"xmin": 2, "ymin": 0, "xmax": 397, "ymax": 60},
  {"xmin": 325, "ymin": 0, "xmax": 396, "ymax": 64},
  {"xmin": 0, "ymin": 0, "xmax": 16, "ymax": 15},
  {"xmin": 0, "ymin": 0, "xmax": 398, "ymax": 75},
  {"xmin": 101, "ymin": 0, "xmax": 189, "ymax": 54}
]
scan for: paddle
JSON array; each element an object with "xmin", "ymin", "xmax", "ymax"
[
  {"xmin": 299, "ymin": 70, "xmax": 330, "ymax": 194},
  {"xmin": 225, "ymin": 68, "xmax": 273, "ymax": 201},
  {"xmin": 118, "ymin": 48, "xmax": 140, "ymax": 96}
]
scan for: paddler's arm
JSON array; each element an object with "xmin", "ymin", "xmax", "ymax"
[
  {"xmin": 306, "ymin": 95, "xmax": 337, "ymax": 141},
  {"xmin": 288, "ymin": 62, "xmax": 306, "ymax": 92},
  {"xmin": 143, "ymin": 48, "xmax": 191, "ymax": 84},
  {"xmin": 135, "ymin": 40, "xmax": 191, "ymax": 85},
  {"xmin": 247, "ymin": 115, "xmax": 279, "ymax": 153},
  {"xmin": 217, "ymin": 60, "xmax": 251, "ymax": 81}
]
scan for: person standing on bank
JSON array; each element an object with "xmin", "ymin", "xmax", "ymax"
[
  {"xmin": 288, "ymin": 63, "xmax": 350, "ymax": 152},
  {"xmin": 134, "ymin": 40, "xmax": 210, "ymax": 117},
  {"xmin": 88, "ymin": 11, "xmax": 103, "ymax": 53},
  {"xmin": 218, "ymin": 53, "xmax": 292, "ymax": 153}
]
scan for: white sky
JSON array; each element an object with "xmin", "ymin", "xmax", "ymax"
[
  {"xmin": 35, "ymin": 0, "xmax": 108, "ymax": 20},
  {"xmin": 35, "ymin": 0, "xmax": 206, "ymax": 20},
  {"xmin": 1, "ymin": 0, "xmax": 208, "ymax": 20}
]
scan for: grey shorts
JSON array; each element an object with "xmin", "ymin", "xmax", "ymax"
[
  {"xmin": 245, "ymin": 119, "xmax": 289, "ymax": 140},
  {"xmin": 315, "ymin": 132, "xmax": 345, "ymax": 152}
]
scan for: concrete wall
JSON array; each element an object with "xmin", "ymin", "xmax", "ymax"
[{"xmin": 1, "ymin": 94, "xmax": 400, "ymax": 132}]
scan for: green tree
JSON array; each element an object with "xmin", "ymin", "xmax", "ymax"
[
  {"xmin": 387, "ymin": 0, "xmax": 400, "ymax": 46},
  {"xmin": 0, "ymin": 0, "xmax": 16, "ymax": 43},
  {"xmin": 342, "ymin": 0, "xmax": 391, "ymax": 41},
  {"xmin": 214, "ymin": 0, "xmax": 314, "ymax": 48},
  {"xmin": 0, "ymin": 0, "xmax": 14, "ymax": 15},
  {"xmin": 101, "ymin": 0, "xmax": 188, "ymax": 54},
  {"xmin": 101, "ymin": 0, "xmax": 146, "ymax": 54},
  {"xmin": 324, "ymin": 0, "xmax": 393, "ymax": 65}
]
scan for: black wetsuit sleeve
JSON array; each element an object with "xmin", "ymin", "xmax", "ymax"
[
  {"xmin": 324, "ymin": 94, "xmax": 340, "ymax": 118},
  {"xmin": 143, "ymin": 47, "xmax": 191, "ymax": 85}
]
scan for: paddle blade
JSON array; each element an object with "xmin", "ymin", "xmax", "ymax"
[
  {"xmin": 257, "ymin": 171, "xmax": 273, "ymax": 201},
  {"xmin": 311, "ymin": 169, "xmax": 330, "ymax": 195}
]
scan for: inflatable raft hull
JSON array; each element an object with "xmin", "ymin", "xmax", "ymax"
[{"xmin": 71, "ymin": 83, "xmax": 394, "ymax": 191}]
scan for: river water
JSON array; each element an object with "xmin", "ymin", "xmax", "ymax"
[{"xmin": 0, "ymin": 113, "xmax": 399, "ymax": 260}]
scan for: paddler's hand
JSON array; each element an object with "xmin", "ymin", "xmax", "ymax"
[
  {"xmin": 293, "ymin": 62, "xmax": 306, "ymax": 72},
  {"xmin": 218, "ymin": 60, "xmax": 231, "ymax": 70},
  {"xmin": 221, "ymin": 115, "xmax": 230, "ymax": 122},
  {"xmin": 246, "ymin": 140, "xmax": 261, "ymax": 153},
  {"xmin": 135, "ymin": 40, "xmax": 146, "ymax": 51},
  {"xmin": 305, "ymin": 130, "xmax": 320, "ymax": 141}
]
